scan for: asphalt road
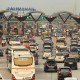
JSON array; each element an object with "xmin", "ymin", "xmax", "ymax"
[{"xmin": 0, "ymin": 36, "xmax": 80, "ymax": 80}]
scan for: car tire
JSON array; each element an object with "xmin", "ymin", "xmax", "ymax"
[{"xmin": 75, "ymin": 66, "xmax": 78, "ymax": 70}]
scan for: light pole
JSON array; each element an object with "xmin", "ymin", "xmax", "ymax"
[{"xmin": 74, "ymin": 0, "xmax": 77, "ymax": 15}]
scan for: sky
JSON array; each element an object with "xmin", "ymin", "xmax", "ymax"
[{"xmin": 0, "ymin": 0, "xmax": 80, "ymax": 15}]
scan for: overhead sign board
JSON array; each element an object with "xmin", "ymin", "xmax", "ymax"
[{"xmin": 6, "ymin": 7, "xmax": 36, "ymax": 11}]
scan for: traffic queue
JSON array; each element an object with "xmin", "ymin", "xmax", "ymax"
[{"xmin": 0, "ymin": 30, "xmax": 80, "ymax": 80}]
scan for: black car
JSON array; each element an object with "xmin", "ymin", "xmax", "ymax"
[
  {"xmin": 43, "ymin": 41, "xmax": 53, "ymax": 49},
  {"xmin": 0, "ymin": 49, "xmax": 3, "ymax": 57},
  {"xmin": 64, "ymin": 57, "xmax": 78, "ymax": 70},
  {"xmin": 44, "ymin": 59, "xmax": 57, "ymax": 72},
  {"xmin": 58, "ymin": 67, "xmax": 72, "ymax": 80}
]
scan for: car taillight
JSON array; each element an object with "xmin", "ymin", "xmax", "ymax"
[
  {"xmin": 30, "ymin": 74, "xmax": 35, "ymax": 80},
  {"xmin": 12, "ymin": 74, "xmax": 16, "ymax": 80},
  {"xmin": 58, "ymin": 71, "xmax": 62, "ymax": 75},
  {"xmin": 68, "ymin": 72, "xmax": 72, "ymax": 76}
]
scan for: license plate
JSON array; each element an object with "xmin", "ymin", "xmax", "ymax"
[
  {"xmin": 49, "ymin": 66, "xmax": 54, "ymax": 68},
  {"xmin": 69, "ymin": 62, "xmax": 73, "ymax": 64}
]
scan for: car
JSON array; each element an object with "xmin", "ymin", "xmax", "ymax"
[
  {"xmin": 71, "ymin": 38, "xmax": 78, "ymax": 45},
  {"xmin": 44, "ymin": 59, "xmax": 57, "ymax": 72},
  {"xmin": 69, "ymin": 48, "xmax": 79, "ymax": 61},
  {"xmin": 43, "ymin": 40, "xmax": 53, "ymax": 48},
  {"xmin": 70, "ymin": 44, "xmax": 78, "ymax": 51},
  {"xmin": 64, "ymin": 77, "xmax": 78, "ymax": 80},
  {"xmin": 56, "ymin": 39, "xmax": 66, "ymax": 47},
  {"xmin": 55, "ymin": 52, "xmax": 65, "ymax": 62},
  {"xmin": 42, "ymin": 48, "xmax": 52, "ymax": 59},
  {"xmin": 64, "ymin": 57, "xmax": 78, "ymax": 70},
  {"xmin": 0, "ymin": 49, "xmax": 3, "ymax": 57},
  {"xmin": 44, "ymin": 36, "xmax": 52, "ymax": 41},
  {"xmin": 58, "ymin": 67, "xmax": 72, "ymax": 80},
  {"xmin": 56, "ymin": 45, "xmax": 68, "ymax": 52},
  {"xmin": 30, "ymin": 43, "xmax": 38, "ymax": 51}
]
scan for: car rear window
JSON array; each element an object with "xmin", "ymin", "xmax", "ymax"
[
  {"xmin": 61, "ymin": 68, "xmax": 70, "ymax": 72},
  {"xmin": 66, "ymin": 58, "xmax": 76, "ymax": 62},
  {"xmin": 47, "ymin": 60, "xmax": 55, "ymax": 64}
]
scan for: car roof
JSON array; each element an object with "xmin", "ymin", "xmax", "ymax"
[
  {"xmin": 64, "ymin": 77, "xmax": 78, "ymax": 80},
  {"xmin": 59, "ymin": 66, "xmax": 70, "ymax": 69}
]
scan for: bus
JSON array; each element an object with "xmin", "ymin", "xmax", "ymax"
[{"xmin": 6, "ymin": 46, "xmax": 35, "ymax": 80}]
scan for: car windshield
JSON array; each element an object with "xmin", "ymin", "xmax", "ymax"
[{"xmin": 14, "ymin": 57, "xmax": 33, "ymax": 66}]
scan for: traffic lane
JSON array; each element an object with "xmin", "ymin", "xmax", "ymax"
[
  {"xmin": 0, "ymin": 69, "xmax": 11, "ymax": 80},
  {"xmin": 36, "ymin": 65, "xmax": 57, "ymax": 80},
  {"xmin": 35, "ymin": 37, "xmax": 44, "ymax": 58}
]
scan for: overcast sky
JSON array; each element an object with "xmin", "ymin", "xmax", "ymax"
[{"xmin": 0, "ymin": 0, "xmax": 80, "ymax": 15}]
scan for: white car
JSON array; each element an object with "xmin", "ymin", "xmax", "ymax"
[
  {"xmin": 30, "ymin": 46, "xmax": 37, "ymax": 52},
  {"xmin": 30, "ymin": 43, "xmax": 38, "ymax": 52},
  {"xmin": 55, "ymin": 52, "xmax": 65, "ymax": 62},
  {"xmin": 64, "ymin": 77, "xmax": 78, "ymax": 80},
  {"xmin": 42, "ymin": 49, "xmax": 52, "ymax": 59}
]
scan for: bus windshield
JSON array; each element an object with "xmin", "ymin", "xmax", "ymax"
[{"xmin": 14, "ymin": 57, "xmax": 33, "ymax": 66}]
